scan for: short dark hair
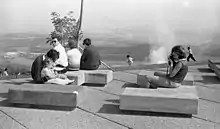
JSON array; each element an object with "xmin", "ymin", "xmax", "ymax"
[
  {"xmin": 127, "ymin": 55, "xmax": 130, "ymax": 58},
  {"xmin": 46, "ymin": 49, "xmax": 59, "ymax": 62},
  {"xmin": 171, "ymin": 45, "xmax": 186, "ymax": 59},
  {"xmin": 68, "ymin": 39, "xmax": 78, "ymax": 49},
  {"xmin": 83, "ymin": 38, "xmax": 91, "ymax": 46}
]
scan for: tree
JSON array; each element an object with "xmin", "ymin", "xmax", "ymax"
[{"xmin": 46, "ymin": 11, "xmax": 83, "ymax": 47}]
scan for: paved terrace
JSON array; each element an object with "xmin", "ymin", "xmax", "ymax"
[{"xmin": 0, "ymin": 61, "xmax": 219, "ymax": 129}]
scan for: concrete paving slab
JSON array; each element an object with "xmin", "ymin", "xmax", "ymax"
[
  {"xmin": 196, "ymin": 86, "xmax": 220, "ymax": 103},
  {"xmin": 0, "ymin": 111, "xmax": 26, "ymax": 129},
  {"xmin": 87, "ymin": 80, "xmax": 126, "ymax": 96},
  {"xmin": 113, "ymin": 71, "xmax": 137, "ymax": 83},
  {"xmin": 78, "ymin": 88, "xmax": 215, "ymax": 129},
  {"xmin": 214, "ymin": 124, "xmax": 220, "ymax": 129},
  {"xmin": 0, "ymin": 106, "xmax": 127, "ymax": 129},
  {"xmin": 195, "ymin": 100, "xmax": 220, "ymax": 124}
]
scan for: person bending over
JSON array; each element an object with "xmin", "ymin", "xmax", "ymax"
[
  {"xmin": 31, "ymin": 49, "xmax": 59, "ymax": 84},
  {"xmin": 147, "ymin": 45, "xmax": 188, "ymax": 88},
  {"xmin": 80, "ymin": 38, "xmax": 101, "ymax": 70}
]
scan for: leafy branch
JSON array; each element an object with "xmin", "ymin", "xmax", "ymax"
[{"xmin": 46, "ymin": 11, "xmax": 83, "ymax": 47}]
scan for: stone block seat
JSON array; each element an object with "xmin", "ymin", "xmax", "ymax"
[
  {"xmin": 137, "ymin": 70, "xmax": 194, "ymax": 87},
  {"xmin": 208, "ymin": 59, "xmax": 220, "ymax": 79},
  {"xmin": 66, "ymin": 71, "xmax": 85, "ymax": 85},
  {"xmin": 208, "ymin": 59, "xmax": 215, "ymax": 71},
  {"xmin": 66, "ymin": 70, "xmax": 113, "ymax": 85},
  {"xmin": 120, "ymin": 86, "xmax": 198, "ymax": 114},
  {"xmin": 8, "ymin": 84, "xmax": 86, "ymax": 108}
]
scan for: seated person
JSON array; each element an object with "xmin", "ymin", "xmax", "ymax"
[
  {"xmin": 67, "ymin": 39, "xmax": 82, "ymax": 69},
  {"xmin": 41, "ymin": 58, "xmax": 74, "ymax": 85},
  {"xmin": 80, "ymin": 38, "xmax": 101, "ymax": 70},
  {"xmin": 145, "ymin": 45, "xmax": 188, "ymax": 88},
  {"xmin": 31, "ymin": 49, "xmax": 59, "ymax": 84},
  {"xmin": 51, "ymin": 37, "xmax": 68, "ymax": 68}
]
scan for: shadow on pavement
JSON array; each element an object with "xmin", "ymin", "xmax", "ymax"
[
  {"xmin": 3, "ymin": 80, "xmax": 35, "ymax": 85},
  {"xmin": 105, "ymin": 99, "xmax": 120, "ymax": 104},
  {"xmin": 197, "ymin": 68, "xmax": 214, "ymax": 73},
  {"xmin": 98, "ymin": 104, "xmax": 192, "ymax": 118},
  {"xmin": 82, "ymin": 83, "xmax": 106, "ymax": 87},
  {"xmin": 122, "ymin": 83, "xmax": 140, "ymax": 88},
  {"xmin": 197, "ymin": 75, "xmax": 220, "ymax": 84}
]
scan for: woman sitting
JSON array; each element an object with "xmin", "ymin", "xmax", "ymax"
[
  {"xmin": 41, "ymin": 58, "xmax": 74, "ymax": 85},
  {"xmin": 147, "ymin": 45, "xmax": 188, "ymax": 88}
]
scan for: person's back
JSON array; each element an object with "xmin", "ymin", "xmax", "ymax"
[
  {"xmin": 31, "ymin": 49, "xmax": 60, "ymax": 84},
  {"xmin": 67, "ymin": 49, "xmax": 82, "ymax": 68},
  {"xmin": 67, "ymin": 40, "xmax": 82, "ymax": 68},
  {"xmin": 80, "ymin": 38, "xmax": 101, "ymax": 70}
]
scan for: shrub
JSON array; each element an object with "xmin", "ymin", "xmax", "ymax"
[{"xmin": 46, "ymin": 11, "xmax": 83, "ymax": 47}]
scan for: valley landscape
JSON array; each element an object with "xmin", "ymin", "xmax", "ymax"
[{"xmin": 0, "ymin": 32, "xmax": 220, "ymax": 74}]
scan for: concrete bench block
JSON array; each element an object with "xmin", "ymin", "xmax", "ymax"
[
  {"xmin": 8, "ymin": 84, "xmax": 86, "ymax": 108},
  {"xmin": 81, "ymin": 70, "xmax": 113, "ymax": 84},
  {"xmin": 120, "ymin": 86, "xmax": 198, "ymax": 114},
  {"xmin": 137, "ymin": 70, "xmax": 194, "ymax": 87},
  {"xmin": 208, "ymin": 59, "xmax": 215, "ymax": 71},
  {"xmin": 65, "ymin": 71, "xmax": 85, "ymax": 85},
  {"xmin": 137, "ymin": 72, "xmax": 150, "ymax": 88},
  {"xmin": 208, "ymin": 59, "xmax": 220, "ymax": 79}
]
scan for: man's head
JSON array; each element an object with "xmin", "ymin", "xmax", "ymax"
[
  {"xmin": 188, "ymin": 46, "xmax": 190, "ymax": 50},
  {"xmin": 51, "ymin": 37, "xmax": 61, "ymax": 47},
  {"xmin": 45, "ymin": 49, "xmax": 59, "ymax": 62},
  {"xmin": 82, "ymin": 38, "xmax": 91, "ymax": 48},
  {"xmin": 68, "ymin": 39, "xmax": 78, "ymax": 49}
]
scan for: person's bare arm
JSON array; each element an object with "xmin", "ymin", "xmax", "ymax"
[
  {"xmin": 43, "ymin": 69, "xmax": 58, "ymax": 79},
  {"xmin": 168, "ymin": 62, "xmax": 182, "ymax": 78}
]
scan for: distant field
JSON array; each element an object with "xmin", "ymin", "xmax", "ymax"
[{"xmin": 0, "ymin": 33, "xmax": 220, "ymax": 74}]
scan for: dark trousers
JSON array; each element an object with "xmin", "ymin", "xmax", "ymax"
[
  {"xmin": 80, "ymin": 65, "xmax": 99, "ymax": 70},
  {"xmin": 187, "ymin": 54, "xmax": 196, "ymax": 62}
]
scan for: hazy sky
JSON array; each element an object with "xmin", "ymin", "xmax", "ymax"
[{"xmin": 1, "ymin": 0, "xmax": 220, "ymax": 37}]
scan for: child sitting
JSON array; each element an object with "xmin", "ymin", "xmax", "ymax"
[{"xmin": 41, "ymin": 58, "xmax": 74, "ymax": 85}]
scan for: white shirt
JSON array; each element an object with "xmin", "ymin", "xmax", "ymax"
[
  {"xmin": 67, "ymin": 48, "xmax": 82, "ymax": 68},
  {"xmin": 127, "ymin": 57, "xmax": 134, "ymax": 63},
  {"xmin": 54, "ymin": 43, "xmax": 68, "ymax": 67},
  {"xmin": 189, "ymin": 49, "xmax": 193, "ymax": 54}
]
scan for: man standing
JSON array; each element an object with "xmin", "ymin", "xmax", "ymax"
[
  {"xmin": 187, "ymin": 46, "xmax": 196, "ymax": 62},
  {"xmin": 51, "ymin": 38, "xmax": 68, "ymax": 67},
  {"xmin": 67, "ymin": 39, "xmax": 82, "ymax": 69},
  {"xmin": 31, "ymin": 49, "xmax": 59, "ymax": 83},
  {"xmin": 80, "ymin": 38, "xmax": 101, "ymax": 70}
]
